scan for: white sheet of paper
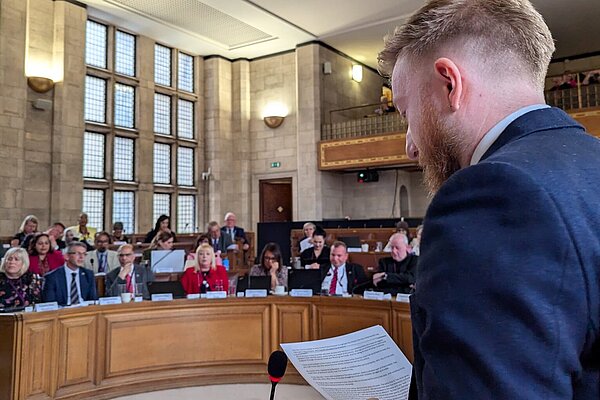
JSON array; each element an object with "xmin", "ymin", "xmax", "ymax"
[{"xmin": 281, "ymin": 325, "xmax": 411, "ymax": 400}]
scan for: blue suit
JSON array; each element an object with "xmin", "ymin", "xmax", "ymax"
[
  {"xmin": 220, "ymin": 226, "xmax": 248, "ymax": 244},
  {"xmin": 42, "ymin": 266, "xmax": 98, "ymax": 306},
  {"xmin": 411, "ymin": 108, "xmax": 600, "ymax": 399}
]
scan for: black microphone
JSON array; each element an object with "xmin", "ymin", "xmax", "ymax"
[
  {"xmin": 351, "ymin": 279, "xmax": 375, "ymax": 295},
  {"xmin": 268, "ymin": 350, "xmax": 287, "ymax": 400}
]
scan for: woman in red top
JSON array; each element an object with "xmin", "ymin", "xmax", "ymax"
[
  {"xmin": 181, "ymin": 243, "xmax": 228, "ymax": 294},
  {"xmin": 28, "ymin": 233, "xmax": 65, "ymax": 276}
]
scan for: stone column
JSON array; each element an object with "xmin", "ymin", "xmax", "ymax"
[
  {"xmin": 295, "ymin": 43, "xmax": 323, "ymax": 221},
  {"xmin": 0, "ymin": 0, "xmax": 28, "ymax": 234}
]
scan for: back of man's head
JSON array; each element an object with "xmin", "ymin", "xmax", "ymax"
[{"xmin": 378, "ymin": 0, "xmax": 555, "ymax": 90}]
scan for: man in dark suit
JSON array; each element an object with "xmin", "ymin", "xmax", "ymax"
[
  {"xmin": 106, "ymin": 244, "xmax": 154, "ymax": 299},
  {"xmin": 221, "ymin": 212, "xmax": 249, "ymax": 251},
  {"xmin": 207, "ymin": 221, "xmax": 233, "ymax": 254},
  {"xmin": 379, "ymin": 1, "xmax": 600, "ymax": 399},
  {"xmin": 373, "ymin": 233, "xmax": 417, "ymax": 295},
  {"xmin": 319, "ymin": 241, "xmax": 367, "ymax": 295},
  {"xmin": 42, "ymin": 242, "xmax": 97, "ymax": 305}
]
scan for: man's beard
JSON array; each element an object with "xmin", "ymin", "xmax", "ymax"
[{"xmin": 418, "ymin": 106, "xmax": 464, "ymax": 196}]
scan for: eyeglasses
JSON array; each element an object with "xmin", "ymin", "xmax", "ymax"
[
  {"xmin": 68, "ymin": 252, "xmax": 87, "ymax": 256},
  {"xmin": 264, "ymin": 256, "xmax": 277, "ymax": 261},
  {"xmin": 118, "ymin": 253, "xmax": 134, "ymax": 257}
]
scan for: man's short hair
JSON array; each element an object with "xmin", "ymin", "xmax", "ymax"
[
  {"xmin": 117, "ymin": 244, "xmax": 134, "ymax": 254},
  {"xmin": 378, "ymin": 0, "xmax": 555, "ymax": 88},
  {"xmin": 331, "ymin": 241, "xmax": 347, "ymax": 251},
  {"xmin": 53, "ymin": 222, "xmax": 66, "ymax": 230},
  {"xmin": 95, "ymin": 231, "xmax": 111, "ymax": 243},
  {"xmin": 67, "ymin": 242, "xmax": 87, "ymax": 253},
  {"xmin": 207, "ymin": 221, "xmax": 220, "ymax": 231}
]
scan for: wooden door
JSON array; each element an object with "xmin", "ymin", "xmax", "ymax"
[{"xmin": 259, "ymin": 179, "xmax": 292, "ymax": 222}]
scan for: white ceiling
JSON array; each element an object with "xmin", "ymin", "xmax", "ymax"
[{"xmin": 82, "ymin": 0, "xmax": 600, "ymax": 69}]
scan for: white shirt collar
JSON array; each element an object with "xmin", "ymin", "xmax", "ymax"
[{"xmin": 470, "ymin": 104, "xmax": 549, "ymax": 165}]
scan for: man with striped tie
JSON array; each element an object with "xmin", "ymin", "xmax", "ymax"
[
  {"xmin": 42, "ymin": 242, "xmax": 97, "ymax": 306},
  {"xmin": 106, "ymin": 244, "xmax": 153, "ymax": 299}
]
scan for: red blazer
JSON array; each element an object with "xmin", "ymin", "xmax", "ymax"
[
  {"xmin": 180, "ymin": 266, "xmax": 229, "ymax": 294},
  {"xmin": 29, "ymin": 251, "xmax": 65, "ymax": 275}
]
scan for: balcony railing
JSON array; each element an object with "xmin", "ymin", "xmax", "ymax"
[
  {"xmin": 321, "ymin": 84, "xmax": 600, "ymax": 141},
  {"xmin": 545, "ymin": 83, "xmax": 600, "ymax": 111},
  {"xmin": 322, "ymin": 102, "xmax": 407, "ymax": 141}
]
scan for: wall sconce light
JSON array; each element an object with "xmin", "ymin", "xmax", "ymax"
[
  {"xmin": 27, "ymin": 76, "xmax": 55, "ymax": 93},
  {"xmin": 262, "ymin": 102, "xmax": 288, "ymax": 129},
  {"xmin": 352, "ymin": 64, "xmax": 363, "ymax": 82}
]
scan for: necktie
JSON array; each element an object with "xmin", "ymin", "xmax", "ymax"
[
  {"xmin": 70, "ymin": 272, "xmax": 80, "ymax": 305},
  {"xmin": 229, "ymin": 228, "xmax": 235, "ymax": 241},
  {"xmin": 125, "ymin": 274, "xmax": 133, "ymax": 293},
  {"xmin": 98, "ymin": 252, "xmax": 105, "ymax": 273},
  {"xmin": 213, "ymin": 239, "xmax": 218, "ymax": 251},
  {"xmin": 329, "ymin": 267, "xmax": 338, "ymax": 295}
]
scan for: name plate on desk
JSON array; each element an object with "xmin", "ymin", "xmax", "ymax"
[
  {"xmin": 99, "ymin": 297, "xmax": 122, "ymax": 305},
  {"xmin": 34, "ymin": 302, "xmax": 59, "ymax": 312},
  {"xmin": 396, "ymin": 293, "xmax": 411, "ymax": 303},
  {"xmin": 151, "ymin": 293, "xmax": 173, "ymax": 302},
  {"xmin": 245, "ymin": 289, "xmax": 268, "ymax": 298},
  {"xmin": 363, "ymin": 291, "xmax": 385, "ymax": 301},
  {"xmin": 290, "ymin": 289, "xmax": 313, "ymax": 297},
  {"xmin": 186, "ymin": 293, "xmax": 200, "ymax": 300},
  {"xmin": 206, "ymin": 291, "xmax": 227, "ymax": 299}
]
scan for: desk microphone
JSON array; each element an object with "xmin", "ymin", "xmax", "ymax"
[
  {"xmin": 268, "ymin": 350, "xmax": 287, "ymax": 400},
  {"xmin": 351, "ymin": 279, "xmax": 374, "ymax": 295}
]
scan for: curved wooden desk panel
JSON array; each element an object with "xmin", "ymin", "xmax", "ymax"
[{"xmin": 0, "ymin": 297, "xmax": 412, "ymax": 400}]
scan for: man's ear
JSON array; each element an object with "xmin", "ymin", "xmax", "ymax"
[{"xmin": 433, "ymin": 58, "xmax": 463, "ymax": 111}]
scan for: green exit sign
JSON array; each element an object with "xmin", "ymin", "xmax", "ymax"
[{"xmin": 270, "ymin": 161, "xmax": 281, "ymax": 168}]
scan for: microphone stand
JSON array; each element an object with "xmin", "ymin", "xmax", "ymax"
[{"xmin": 269, "ymin": 381, "xmax": 277, "ymax": 400}]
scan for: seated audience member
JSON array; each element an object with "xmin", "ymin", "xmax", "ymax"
[
  {"xmin": 106, "ymin": 244, "xmax": 154, "ymax": 299},
  {"xmin": 320, "ymin": 241, "xmax": 368, "ymax": 295},
  {"xmin": 373, "ymin": 233, "xmax": 417, "ymax": 295},
  {"xmin": 42, "ymin": 242, "xmax": 97, "ymax": 305},
  {"xmin": 28, "ymin": 233, "xmax": 65, "ymax": 276},
  {"xmin": 180, "ymin": 243, "xmax": 228, "ymax": 294},
  {"xmin": 298, "ymin": 222, "xmax": 316, "ymax": 253},
  {"xmin": 250, "ymin": 242, "xmax": 288, "ymax": 290},
  {"xmin": 0, "ymin": 248, "xmax": 42, "ymax": 309},
  {"xmin": 187, "ymin": 234, "xmax": 211, "ymax": 261},
  {"xmin": 374, "ymin": 94, "xmax": 396, "ymax": 115},
  {"xmin": 67, "ymin": 213, "xmax": 97, "ymax": 246},
  {"xmin": 11, "ymin": 215, "xmax": 39, "ymax": 247},
  {"xmin": 111, "ymin": 222, "xmax": 129, "ymax": 244},
  {"xmin": 383, "ymin": 220, "xmax": 410, "ymax": 251},
  {"xmin": 221, "ymin": 212, "xmax": 249, "ymax": 251},
  {"xmin": 300, "ymin": 228, "xmax": 330, "ymax": 269},
  {"xmin": 84, "ymin": 232, "xmax": 119, "ymax": 274},
  {"xmin": 410, "ymin": 225, "xmax": 423, "ymax": 256},
  {"xmin": 208, "ymin": 221, "xmax": 233, "ymax": 254},
  {"xmin": 144, "ymin": 215, "xmax": 176, "ymax": 244},
  {"xmin": 142, "ymin": 230, "xmax": 176, "ymax": 263},
  {"xmin": 22, "ymin": 222, "xmax": 66, "ymax": 251}
]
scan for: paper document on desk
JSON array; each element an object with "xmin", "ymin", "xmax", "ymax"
[{"xmin": 280, "ymin": 325, "xmax": 411, "ymax": 400}]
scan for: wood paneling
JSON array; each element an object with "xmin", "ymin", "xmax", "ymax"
[
  {"xmin": 56, "ymin": 316, "xmax": 97, "ymax": 393},
  {"xmin": 571, "ymin": 108, "xmax": 600, "ymax": 138},
  {"xmin": 0, "ymin": 297, "xmax": 413, "ymax": 400},
  {"xmin": 392, "ymin": 302, "xmax": 414, "ymax": 363},
  {"xmin": 22, "ymin": 319, "xmax": 55, "ymax": 399},
  {"xmin": 319, "ymin": 132, "xmax": 414, "ymax": 170}
]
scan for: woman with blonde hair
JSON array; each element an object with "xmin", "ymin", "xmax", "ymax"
[
  {"xmin": 11, "ymin": 215, "xmax": 39, "ymax": 247},
  {"xmin": 0, "ymin": 247, "xmax": 42, "ymax": 309},
  {"xmin": 180, "ymin": 243, "xmax": 228, "ymax": 294}
]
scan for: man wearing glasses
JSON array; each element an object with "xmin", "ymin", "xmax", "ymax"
[
  {"xmin": 106, "ymin": 244, "xmax": 153, "ymax": 299},
  {"xmin": 42, "ymin": 242, "xmax": 98, "ymax": 306},
  {"xmin": 84, "ymin": 232, "xmax": 119, "ymax": 274}
]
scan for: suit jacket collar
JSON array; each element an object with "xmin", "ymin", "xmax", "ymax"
[{"xmin": 480, "ymin": 107, "xmax": 584, "ymax": 162}]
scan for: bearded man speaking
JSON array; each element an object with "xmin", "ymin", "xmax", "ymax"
[{"xmin": 378, "ymin": 0, "xmax": 600, "ymax": 399}]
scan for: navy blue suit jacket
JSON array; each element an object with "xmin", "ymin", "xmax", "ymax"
[
  {"xmin": 220, "ymin": 226, "xmax": 248, "ymax": 244},
  {"xmin": 42, "ymin": 266, "xmax": 98, "ymax": 306},
  {"xmin": 411, "ymin": 108, "xmax": 600, "ymax": 399}
]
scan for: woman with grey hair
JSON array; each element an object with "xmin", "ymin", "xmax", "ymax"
[
  {"xmin": 0, "ymin": 247, "xmax": 42, "ymax": 309},
  {"xmin": 298, "ymin": 222, "xmax": 316, "ymax": 253}
]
